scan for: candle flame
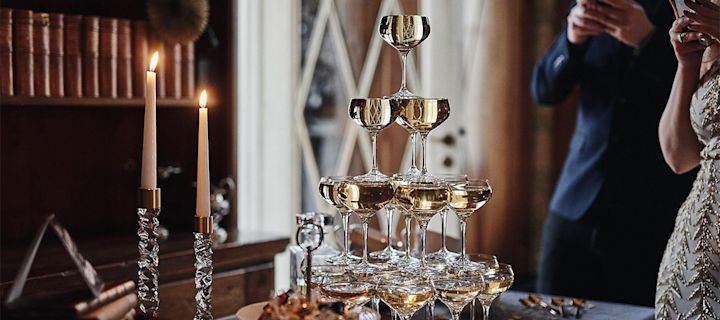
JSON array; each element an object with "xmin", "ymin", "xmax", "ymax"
[
  {"xmin": 199, "ymin": 90, "xmax": 208, "ymax": 108},
  {"xmin": 149, "ymin": 52, "xmax": 159, "ymax": 72}
]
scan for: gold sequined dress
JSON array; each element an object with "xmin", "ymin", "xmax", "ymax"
[{"xmin": 656, "ymin": 70, "xmax": 720, "ymax": 320}]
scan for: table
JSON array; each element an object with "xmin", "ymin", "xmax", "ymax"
[
  {"xmin": 490, "ymin": 291, "xmax": 654, "ymax": 320},
  {"xmin": 228, "ymin": 290, "xmax": 655, "ymax": 320}
]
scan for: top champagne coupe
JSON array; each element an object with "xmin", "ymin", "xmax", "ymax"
[
  {"xmin": 380, "ymin": 15, "xmax": 430, "ymax": 98},
  {"xmin": 349, "ymin": 98, "xmax": 401, "ymax": 181}
]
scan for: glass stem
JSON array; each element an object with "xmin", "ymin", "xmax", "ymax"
[
  {"xmin": 342, "ymin": 211, "xmax": 351, "ymax": 255},
  {"xmin": 440, "ymin": 210, "xmax": 447, "ymax": 251},
  {"xmin": 420, "ymin": 133, "xmax": 429, "ymax": 175},
  {"xmin": 385, "ymin": 208, "xmax": 393, "ymax": 250},
  {"xmin": 460, "ymin": 218, "xmax": 468, "ymax": 264},
  {"xmin": 429, "ymin": 299, "xmax": 435, "ymax": 320},
  {"xmin": 399, "ymin": 51, "xmax": 409, "ymax": 93},
  {"xmin": 362, "ymin": 220, "xmax": 369, "ymax": 263},
  {"xmin": 410, "ymin": 132, "xmax": 418, "ymax": 171},
  {"xmin": 471, "ymin": 300, "xmax": 475, "ymax": 320},
  {"xmin": 404, "ymin": 215, "xmax": 413, "ymax": 257},
  {"xmin": 419, "ymin": 220, "xmax": 429, "ymax": 267},
  {"xmin": 370, "ymin": 131, "xmax": 378, "ymax": 174},
  {"xmin": 482, "ymin": 303, "xmax": 491, "ymax": 320}
]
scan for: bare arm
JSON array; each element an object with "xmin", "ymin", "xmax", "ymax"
[
  {"xmin": 659, "ymin": 1, "xmax": 720, "ymax": 174},
  {"xmin": 659, "ymin": 64, "xmax": 703, "ymax": 174}
]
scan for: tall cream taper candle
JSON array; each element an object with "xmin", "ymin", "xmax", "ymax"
[
  {"xmin": 141, "ymin": 52, "xmax": 159, "ymax": 189},
  {"xmin": 196, "ymin": 90, "xmax": 210, "ymax": 217}
]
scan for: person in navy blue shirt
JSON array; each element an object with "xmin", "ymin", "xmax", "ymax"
[{"xmin": 531, "ymin": 0, "xmax": 696, "ymax": 306}]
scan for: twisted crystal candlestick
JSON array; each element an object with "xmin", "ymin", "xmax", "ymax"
[
  {"xmin": 194, "ymin": 216, "xmax": 214, "ymax": 320},
  {"xmin": 137, "ymin": 188, "xmax": 161, "ymax": 317}
]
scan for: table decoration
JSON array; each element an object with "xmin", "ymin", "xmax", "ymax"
[
  {"xmin": 194, "ymin": 89, "xmax": 214, "ymax": 320},
  {"xmin": 137, "ymin": 51, "xmax": 160, "ymax": 317}
]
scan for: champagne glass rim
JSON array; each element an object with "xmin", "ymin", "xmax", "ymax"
[
  {"xmin": 320, "ymin": 175, "xmax": 354, "ymax": 182},
  {"xmin": 381, "ymin": 14, "xmax": 428, "ymax": 19}
]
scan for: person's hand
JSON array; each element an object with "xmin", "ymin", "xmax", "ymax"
[
  {"xmin": 669, "ymin": 16, "xmax": 708, "ymax": 70},
  {"xmin": 592, "ymin": 0, "xmax": 656, "ymax": 48},
  {"xmin": 567, "ymin": 3, "xmax": 605, "ymax": 45},
  {"xmin": 685, "ymin": 0, "xmax": 720, "ymax": 45}
]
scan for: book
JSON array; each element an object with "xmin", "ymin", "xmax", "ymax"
[
  {"xmin": 148, "ymin": 29, "xmax": 165, "ymax": 97},
  {"xmin": 13, "ymin": 9, "xmax": 33, "ymax": 96},
  {"xmin": 80, "ymin": 293, "xmax": 137, "ymax": 320},
  {"xmin": 49, "ymin": 13, "xmax": 64, "ymax": 97},
  {"xmin": 64, "ymin": 14, "xmax": 82, "ymax": 97},
  {"xmin": 131, "ymin": 20, "xmax": 148, "ymax": 97},
  {"xmin": 2, "ymin": 281, "xmax": 136, "ymax": 320},
  {"xmin": 0, "ymin": 8, "xmax": 12, "ymax": 96},
  {"xmin": 73, "ymin": 281, "xmax": 135, "ymax": 315},
  {"xmin": 99, "ymin": 17, "xmax": 117, "ymax": 97},
  {"xmin": 165, "ymin": 41, "xmax": 181, "ymax": 98},
  {"xmin": 181, "ymin": 42, "xmax": 195, "ymax": 98},
  {"xmin": 83, "ymin": 16, "xmax": 99, "ymax": 97},
  {"xmin": 116, "ymin": 19, "xmax": 131, "ymax": 98},
  {"xmin": 32, "ymin": 12, "xmax": 49, "ymax": 97}
]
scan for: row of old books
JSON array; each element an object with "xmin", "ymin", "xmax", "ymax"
[
  {"xmin": 3, "ymin": 280, "xmax": 138, "ymax": 320},
  {"xmin": 0, "ymin": 8, "xmax": 195, "ymax": 99}
]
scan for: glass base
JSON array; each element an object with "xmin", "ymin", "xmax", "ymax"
[
  {"xmin": 369, "ymin": 246, "xmax": 404, "ymax": 261},
  {"xmin": 387, "ymin": 88, "xmax": 418, "ymax": 99},
  {"xmin": 326, "ymin": 252, "xmax": 361, "ymax": 265},
  {"xmin": 449, "ymin": 257, "xmax": 489, "ymax": 272},
  {"xmin": 354, "ymin": 171, "xmax": 389, "ymax": 182},
  {"xmin": 349, "ymin": 261, "xmax": 386, "ymax": 275},
  {"xmin": 426, "ymin": 248, "xmax": 460, "ymax": 263}
]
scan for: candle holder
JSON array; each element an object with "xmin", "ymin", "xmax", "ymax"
[
  {"xmin": 193, "ymin": 216, "xmax": 214, "ymax": 320},
  {"xmin": 137, "ymin": 188, "xmax": 161, "ymax": 317}
]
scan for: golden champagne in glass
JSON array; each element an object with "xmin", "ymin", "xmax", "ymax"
[{"xmin": 377, "ymin": 283, "xmax": 434, "ymax": 320}]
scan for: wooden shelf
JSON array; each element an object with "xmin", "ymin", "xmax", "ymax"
[{"xmin": 0, "ymin": 96, "xmax": 197, "ymax": 108}]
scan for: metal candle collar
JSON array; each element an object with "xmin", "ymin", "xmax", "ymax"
[
  {"xmin": 138, "ymin": 188, "xmax": 161, "ymax": 209},
  {"xmin": 194, "ymin": 216, "xmax": 213, "ymax": 234}
]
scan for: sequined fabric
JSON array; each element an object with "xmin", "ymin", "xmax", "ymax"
[{"xmin": 656, "ymin": 71, "xmax": 720, "ymax": 319}]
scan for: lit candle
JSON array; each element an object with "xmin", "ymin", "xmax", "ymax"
[
  {"xmin": 141, "ymin": 52, "xmax": 159, "ymax": 189},
  {"xmin": 196, "ymin": 90, "xmax": 210, "ymax": 217}
]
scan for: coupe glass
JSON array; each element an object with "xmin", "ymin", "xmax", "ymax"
[
  {"xmin": 376, "ymin": 277, "xmax": 434, "ymax": 320},
  {"xmin": 318, "ymin": 176, "xmax": 360, "ymax": 265},
  {"xmin": 337, "ymin": 178, "xmax": 394, "ymax": 274},
  {"xmin": 427, "ymin": 174, "xmax": 467, "ymax": 264},
  {"xmin": 396, "ymin": 98, "xmax": 450, "ymax": 182},
  {"xmin": 321, "ymin": 280, "xmax": 376, "ymax": 309},
  {"xmin": 476, "ymin": 263, "xmax": 514, "ymax": 320},
  {"xmin": 394, "ymin": 180, "xmax": 450, "ymax": 273},
  {"xmin": 379, "ymin": 15, "xmax": 430, "ymax": 98},
  {"xmin": 369, "ymin": 203, "xmax": 404, "ymax": 261},
  {"xmin": 454, "ymin": 253, "xmax": 499, "ymax": 319},
  {"xmin": 447, "ymin": 179, "xmax": 492, "ymax": 267},
  {"xmin": 348, "ymin": 98, "xmax": 400, "ymax": 182},
  {"xmin": 310, "ymin": 265, "xmax": 350, "ymax": 299},
  {"xmin": 432, "ymin": 274, "xmax": 485, "ymax": 320},
  {"xmin": 392, "ymin": 174, "xmax": 420, "ymax": 267}
]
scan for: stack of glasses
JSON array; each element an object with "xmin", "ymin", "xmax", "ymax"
[{"xmin": 313, "ymin": 15, "xmax": 514, "ymax": 320}]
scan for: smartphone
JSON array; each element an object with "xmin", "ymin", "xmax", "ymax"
[{"xmin": 674, "ymin": 0, "xmax": 710, "ymax": 46}]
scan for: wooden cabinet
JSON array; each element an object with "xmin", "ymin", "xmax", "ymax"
[{"xmin": 0, "ymin": 231, "xmax": 288, "ymax": 318}]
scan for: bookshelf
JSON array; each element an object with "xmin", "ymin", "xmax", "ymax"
[
  {"xmin": 1, "ymin": 0, "xmax": 240, "ymax": 317},
  {"xmin": 2, "ymin": 96, "xmax": 197, "ymax": 108}
]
